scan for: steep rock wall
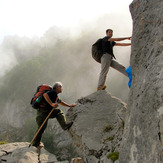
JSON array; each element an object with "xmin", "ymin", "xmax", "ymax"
[{"xmin": 120, "ymin": 0, "xmax": 163, "ymax": 162}]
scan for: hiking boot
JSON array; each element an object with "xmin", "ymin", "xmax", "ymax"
[
  {"xmin": 63, "ymin": 122, "xmax": 73, "ymax": 130},
  {"xmin": 97, "ymin": 85, "xmax": 106, "ymax": 91}
]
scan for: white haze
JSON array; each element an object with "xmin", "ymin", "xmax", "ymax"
[
  {"xmin": 0, "ymin": 0, "xmax": 132, "ymax": 39},
  {"xmin": 0, "ymin": 0, "xmax": 133, "ymax": 78}
]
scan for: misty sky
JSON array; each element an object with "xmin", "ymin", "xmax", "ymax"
[
  {"xmin": 0, "ymin": 0, "xmax": 133, "ymax": 77},
  {"xmin": 0, "ymin": 0, "xmax": 132, "ymax": 43}
]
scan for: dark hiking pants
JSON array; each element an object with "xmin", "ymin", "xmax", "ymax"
[{"xmin": 32, "ymin": 108, "xmax": 66, "ymax": 147}]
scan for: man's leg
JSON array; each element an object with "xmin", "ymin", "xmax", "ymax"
[
  {"xmin": 50, "ymin": 109, "xmax": 73, "ymax": 130},
  {"xmin": 110, "ymin": 60, "xmax": 128, "ymax": 77},
  {"xmin": 32, "ymin": 110, "xmax": 48, "ymax": 147},
  {"xmin": 97, "ymin": 53, "xmax": 112, "ymax": 89}
]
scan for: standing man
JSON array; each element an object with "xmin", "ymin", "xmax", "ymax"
[
  {"xmin": 32, "ymin": 82, "xmax": 76, "ymax": 148},
  {"xmin": 97, "ymin": 29, "xmax": 131, "ymax": 90}
]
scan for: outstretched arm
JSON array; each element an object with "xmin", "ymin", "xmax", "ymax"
[
  {"xmin": 115, "ymin": 43, "xmax": 131, "ymax": 46},
  {"xmin": 108, "ymin": 37, "xmax": 131, "ymax": 41},
  {"xmin": 60, "ymin": 101, "xmax": 76, "ymax": 107}
]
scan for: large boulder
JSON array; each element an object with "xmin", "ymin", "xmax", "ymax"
[
  {"xmin": 66, "ymin": 90, "xmax": 126, "ymax": 162},
  {"xmin": 119, "ymin": 0, "xmax": 163, "ymax": 162}
]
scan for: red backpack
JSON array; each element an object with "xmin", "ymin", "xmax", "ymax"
[{"xmin": 30, "ymin": 84, "xmax": 52, "ymax": 109}]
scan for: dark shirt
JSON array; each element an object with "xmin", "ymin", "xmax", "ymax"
[
  {"xmin": 102, "ymin": 36, "xmax": 116, "ymax": 58},
  {"xmin": 41, "ymin": 90, "xmax": 60, "ymax": 109}
]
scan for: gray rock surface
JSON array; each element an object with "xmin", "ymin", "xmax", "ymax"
[
  {"xmin": 66, "ymin": 90, "xmax": 126, "ymax": 163},
  {"xmin": 119, "ymin": 0, "xmax": 163, "ymax": 162},
  {"xmin": 0, "ymin": 142, "xmax": 68, "ymax": 163}
]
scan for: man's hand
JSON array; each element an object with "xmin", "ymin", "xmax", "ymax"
[
  {"xmin": 60, "ymin": 101, "xmax": 76, "ymax": 107},
  {"xmin": 51, "ymin": 103, "xmax": 58, "ymax": 108},
  {"xmin": 70, "ymin": 103, "xmax": 76, "ymax": 107}
]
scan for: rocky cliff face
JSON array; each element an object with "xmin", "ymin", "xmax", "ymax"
[
  {"xmin": 119, "ymin": 0, "xmax": 163, "ymax": 162},
  {"xmin": 66, "ymin": 91, "xmax": 126, "ymax": 162}
]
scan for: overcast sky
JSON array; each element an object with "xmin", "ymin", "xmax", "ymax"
[{"xmin": 0, "ymin": 0, "xmax": 133, "ymax": 43}]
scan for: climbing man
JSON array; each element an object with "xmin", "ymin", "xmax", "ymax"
[
  {"xmin": 97, "ymin": 29, "xmax": 131, "ymax": 90},
  {"xmin": 32, "ymin": 82, "xmax": 76, "ymax": 148}
]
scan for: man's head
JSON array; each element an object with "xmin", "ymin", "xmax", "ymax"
[
  {"xmin": 53, "ymin": 82, "xmax": 63, "ymax": 94},
  {"xmin": 106, "ymin": 29, "xmax": 113, "ymax": 37}
]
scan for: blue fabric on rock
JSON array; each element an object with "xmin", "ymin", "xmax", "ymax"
[{"xmin": 125, "ymin": 66, "xmax": 132, "ymax": 88}]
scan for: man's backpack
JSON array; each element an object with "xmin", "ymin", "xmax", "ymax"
[
  {"xmin": 91, "ymin": 38, "xmax": 103, "ymax": 63},
  {"xmin": 30, "ymin": 84, "xmax": 52, "ymax": 109}
]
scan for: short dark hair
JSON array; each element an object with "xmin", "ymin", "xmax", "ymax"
[{"xmin": 106, "ymin": 29, "xmax": 113, "ymax": 33}]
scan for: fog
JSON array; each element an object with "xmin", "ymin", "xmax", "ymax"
[
  {"xmin": 0, "ymin": 11, "xmax": 133, "ymax": 133},
  {"xmin": 0, "ymin": 2, "xmax": 135, "ymax": 161},
  {"xmin": 0, "ymin": 13, "xmax": 132, "ymax": 100},
  {"xmin": 0, "ymin": 5, "xmax": 133, "ymax": 159},
  {"xmin": 0, "ymin": 12, "xmax": 132, "ymax": 75}
]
